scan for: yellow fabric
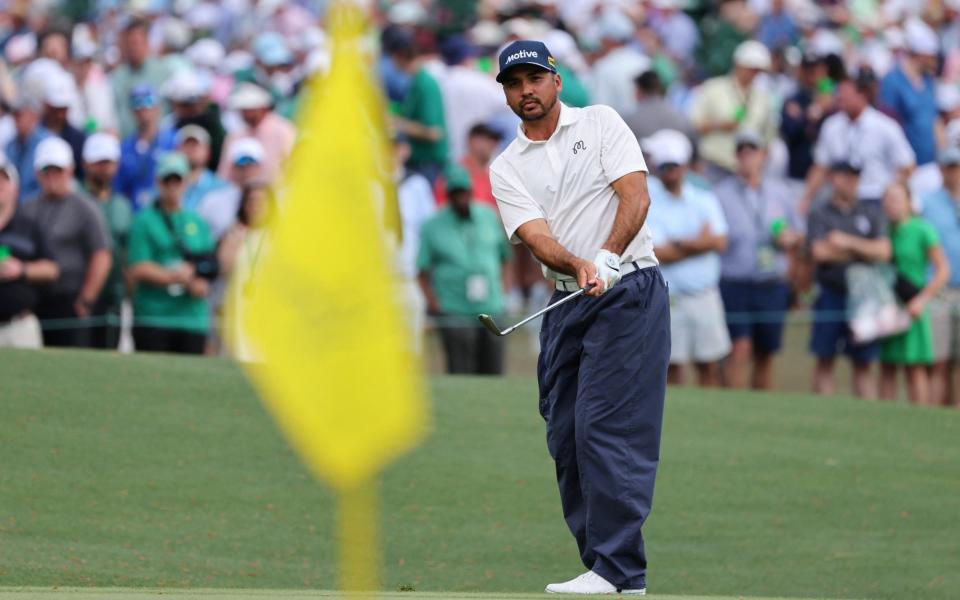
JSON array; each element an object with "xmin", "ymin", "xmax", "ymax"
[
  {"xmin": 227, "ymin": 2, "xmax": 426, "ymax": 492},
  {"xmin": 690, "ymin": 75, "xmax": 775, "ymax": 171}
]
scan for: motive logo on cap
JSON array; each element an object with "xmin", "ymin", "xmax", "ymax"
[{"xmin": 496, "ymin": 40, "xmax": 558, "ymax": 83}]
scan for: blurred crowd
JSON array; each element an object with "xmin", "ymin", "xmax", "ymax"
[{"xmin": 0, "ymin": 0, "xmax": 959, "ymax": 406}]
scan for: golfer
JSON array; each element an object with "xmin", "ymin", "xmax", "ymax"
[{"xmin": 489, "ymin": 40, "xmax": 670, "ymax": 595}]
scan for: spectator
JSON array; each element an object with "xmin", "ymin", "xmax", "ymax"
[
  {"xmin": 127, "ymin": 152, "xmax": 215, "ymax": 355},
  {"xmin": 879, "ymin": 19, "xmax": 941, "ymax": 198},
  {"xmin": 807, "ymin": 161, "xmax": 892, "ymax": 398},
  {"xmin": 417, "ymin": 166, "xmax": 510, "ymax": 374},
  {"xmin": 163, "ymin": 69, "xmax": 226, "ymax": 172},
  {"xmin": 219, "ymin": 83, "xmax": 295, "ymax": 184},
  {"xmin": 389, "ymin": 32, "xmax": 448, "ymax": 184},
  {"xmin": 756, "ymin": 0, "xmax": 798, "ymax": 51},
  {"xmin": 6, "ymin": 96, "xmax": 50, "ymax": 203},
  {"xmin": 921, "ymin": 147, "xmax": 960, "ymax": 407},
  {"xmin": 691, "ymin": 40, "xmax": 776, "ymax": 182},
  {"xmin": 643, "ymin": 130, "xmax": 730, "ymax": 386},
  {"xmin": 435, "ymin": 123, "xmax": 501, "ymax": 207},
  {"xmin": 81, "ymin": 132, "xmax": 131, "ymax": 350},
  {"xmin": 218, "ymin": 183, "xmax": 273, "ymax": 362},
  {"xmin": 437, "ymin": 35, "xmax": 505, "ymax": 163},
  {"xmin": 71, "ymin": 32, "xmax": 118, "ymax": 133},
  {"xmin": 801, "ymin": 76, "xmax": 916, "ymax": 210},
  {"xmin": 116, "ymin": 84, "xmax": 167, "ymax": 211},
  {"xmin": 20, "ymin": 136, "xmax": 112, "ymax": 348},
  {"xmin": 625, "ymin": 70, "xmax": 696, "ymax": 144},
  {"xmin": 780, "ymin": 52, "xmax": 830, "ymax": 202},
  {"xmin": 41, "ymin": 71, "xmax": 87, "ymax": 181},
  {"xmin": 647, "ymin": 0, "xmax": 700, "ymax": 67},
  {"xmin": 587, "ymin": 10, "xmax": 651, "ymax": 116},
  {"xmin": 715, "ymin": 131, "xmax": 802, "ymax": 389},
  {"xmin": 879, "ymin": 182, "xmax": 950, "ymax": 405},
  {"xmin": 175, "ymin": 125, "xmax": 228, "ymax": 212},
  {"xmin": 199, "ymin": 137, "xmax": 265, "ymax": 241},
  {"xmin": 0, "ymin": 154, "xmax": 58, "ymax": 348},
  {"xmin": 696, "ymin": 0, "xmax": 755, "ymax": 78},
  {"xmin": 394, "ymin": 133, "xmax": 436, "ymax": 348},
  {"xmin": 111, "ymin": 18, "xmax": 170, "ymax": 138}
]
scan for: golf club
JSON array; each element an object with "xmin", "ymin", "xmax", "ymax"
[{"xmin": 478, "ymin": 283, "xmax": 597, "ymax": 336}]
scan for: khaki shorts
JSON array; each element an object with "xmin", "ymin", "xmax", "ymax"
[
  {"xmin": 0, "ymin": 313, "xmax": 42, "ymax": 349},
  {"xmin": 931, "ymin": 288, "xmax": 960, "ymax": 362},
  {"xmin": 669, "ymin": 286, "xmax": 731, "ymax": 365}
]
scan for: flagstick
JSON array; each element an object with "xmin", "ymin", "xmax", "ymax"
[{"xmin": 338, "ymin": 478, "xmax": 379, "ymax": 597}]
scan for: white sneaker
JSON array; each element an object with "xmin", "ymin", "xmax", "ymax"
[{"xmin": 544, "ymin": 570, "xmax": 646, "ymax": 595}]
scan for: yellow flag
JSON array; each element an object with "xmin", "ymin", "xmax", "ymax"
[{"xmin": 229, "ymin": 2, "xmax": 427, "ymax": 492}]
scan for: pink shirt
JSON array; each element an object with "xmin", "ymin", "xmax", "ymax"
[{"xmin": 219, "ymin": 112, "xmax": 297, "ymax": 183}]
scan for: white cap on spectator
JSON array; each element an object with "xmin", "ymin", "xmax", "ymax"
[
  {"xmin": 164, "ymin": 68, "xmax": 210, "ymax": 103},
  {"xmin": 905, "ymin": 18, "xmax": 939, "ymax": 56},
  {"xmin": 470, "ymin": 20, "xmax": 506, "ymax": 48},
  {"xmin": 0, "ymin": 151, "xmax": 20, "ymax": 185},
  {"xmin": 642, "ymin": 129, "xmax": 692, "ymax": 167},
  {"xmin": 598, "ymin": 9, "xmax": 635, "ymax": 43},
  {"xmin": 83, "ymin": 132, "xmax": 121, "ymax": 163},
  {"xmin": 34, "ymin": 137, "xmax": 74, "ymax": 171},
  {"xmin": 229, "ymin": 83, "xmax": 272, "ymax": 111},
  {"xmin": 809, "ymin": 28, "xmax": 844, "ymax": 58},
  {"xmin": 228, "ymin": 137, "xmax": 265, "ymax": 166},
  {"xmin": 938, "ymin": 84, "xmax": 960, "ymax": 112},
  {"xmin": 186, "ymin": 38, "xmax": 225, "ymax": 70},
  {"xmin": 162, "ymin": 17, "xmax": 192, "ymax": 51},
  {"xmin": 884, "ymin": 27, "xmax": 905, "ymax": 50},
  {"xmin": 652, "ymin": 0, "xmax": 682, "ymax": 9},
  {"xmin": 43, "ymin": 72, "xmax": 74, "ymax": 108},
  {"xmin": 388, "ymin": 0, "xmax": 427, "ymax": 25},
  {"xmin": 5, "ymin": 33, "xmax": 36, "ymax": 64},
  {"xmin": 734, "ymin": 40, "xmax": 772, "ymax": 70},
  {"xmin": 185, "ymin": 2, "xmax": 221, "ymax": 30},
  {"xmin": 544, "ymin": 29, "xmax": 589, "ymax": 77},
  {"xmin": 175, "ymin": 124, "xmax": 211, "ymax": 146},
  {"xmin": 947, "ymin": 119, "xmax": 960, "ymax": 148},
  {"xmin": 222, "ymin": 50, "xmax": 254, "ymax": 76}
]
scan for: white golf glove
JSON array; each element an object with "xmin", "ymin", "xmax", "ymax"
[{"xmin": 592, "ymin": 250, "xmax": 622, "ymax": 293}]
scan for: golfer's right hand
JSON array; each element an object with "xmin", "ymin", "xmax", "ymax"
[{"xmin": 575, "ymin": 259, "xmax": 603, "ymax": 297}]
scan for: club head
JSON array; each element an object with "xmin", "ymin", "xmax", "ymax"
[{"xmin": 477, "ymin": 314, "xmax": 509, "ymax": 336}]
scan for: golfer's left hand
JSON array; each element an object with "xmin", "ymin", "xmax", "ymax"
[{"xmin": 592, "ymin": 250, "xmax": 622, "ymax": 295}]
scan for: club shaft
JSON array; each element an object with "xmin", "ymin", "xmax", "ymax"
[{"xmin": 507, "ymin": 287, "xmax": 587, "ymax": 332}]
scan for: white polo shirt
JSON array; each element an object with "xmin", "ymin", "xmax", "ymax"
[
  {"xmin": 813, "ymin": 106, "xmax": 916, "ymax": 200},
  {"xmin": 489, "ymin": 103, "xmax": 657, "ymax": 281}
]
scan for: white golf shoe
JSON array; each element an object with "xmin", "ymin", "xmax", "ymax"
[{"xmin": 544, "ymin": 570, "xmax": 646, "ymax": 595}]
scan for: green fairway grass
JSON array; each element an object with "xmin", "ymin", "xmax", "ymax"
[
  {"xmin": 1, "ymin": 349, "xmax": 958, "ymax": 600},
  {"xmin": 0, "ymin": 588, "xmax": 813, "ymax": 600}
]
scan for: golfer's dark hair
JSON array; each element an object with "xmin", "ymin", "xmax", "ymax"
[
  {"xmin": 634, "ymin": 71, "xmax": 664, "ymax": 96},
  {"xmin": 237, "ymin": 182, "xmax": 272, "ymax": 227}
]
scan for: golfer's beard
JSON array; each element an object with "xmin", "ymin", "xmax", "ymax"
[{"xmin": 516, "ymin": 95, "xmax": 556, "ymax": 122}]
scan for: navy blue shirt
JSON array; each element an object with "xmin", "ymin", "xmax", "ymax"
[{"xmin": 0, "ymin": 209, "xmax": 50, "ymax": 320}]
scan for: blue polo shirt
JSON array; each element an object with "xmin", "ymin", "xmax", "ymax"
[
  {"xmin": 646, "ymin": 178, "xmax": 728, "ymax": 295},
  {"xmin": 714, "ymin": 176, "xmax": 798, "ymax": 282},
  {"xmin": 921, "ymin": 188, "xmax": 960, "ymax": 288},
  {"xmin": 879, "ymin": 67, "xmax": 938, "ymax": 165}
]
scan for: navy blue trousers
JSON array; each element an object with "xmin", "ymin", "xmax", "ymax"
[{"xmin": 537, "ymin": 266, "xmax": 670, "ymax": 589}]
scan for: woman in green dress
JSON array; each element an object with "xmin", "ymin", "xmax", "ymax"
[{"xmin": 879, "ymin": 183, "xmax": 951, "ymax": 404}]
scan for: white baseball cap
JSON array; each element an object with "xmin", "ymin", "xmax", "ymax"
[
  {"xmin": 83, "ymin": 132, "xmax": 121, "ymax": 163},
  {"xmin": 229, "ymin": 83, "xmax": 272, "ymax": 111},
  {"xmin": 175, "ymin": 124, "xmax": 211, "ymax": 146},
  {"xmin": 43, "ymin": 72, "xmax": 75, "ymax": 108},
  {"xmin": 641, "ymin": 129, "xmax": 692, "ymax": 167},
  {"xmin": 34, "ymin": 136, "xmax": 75, "ymax": 171},
  {"xmin": 163, "ymin": 68, "xmax": 210, "ymax": 103},
  {"xmin": 186, "ymin": 38, "xmax": 225, "ymax": 70},
  {"xmin": 228, "ymin": 137, "xmax": 265, "ymax": 166},
  {"xmin": 905, "ymin": 18, "xmax": 939, "ymax": 56},
  {"xmin": 733, "ymin": 40, "xmax": 772, "ymax": 70}
]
